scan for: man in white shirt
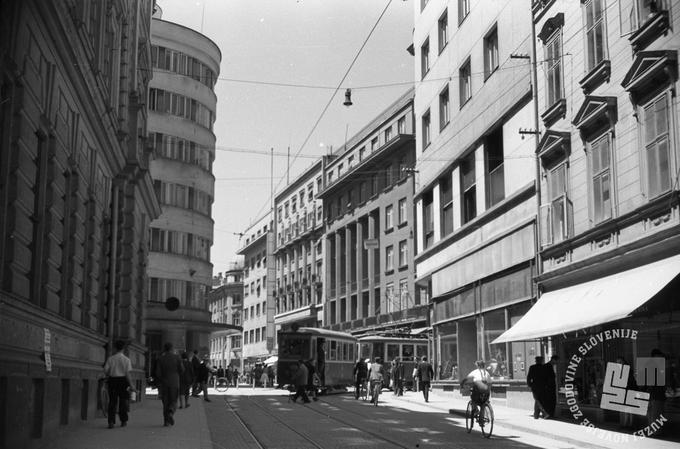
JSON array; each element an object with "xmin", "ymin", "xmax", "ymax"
[
  {"xmin": 461, "ymin": 360, "xmax": 491, "ymax": 415},
  {"xmin": 103, "ymin": 340, "xmax": 137, "ymax": 429}
]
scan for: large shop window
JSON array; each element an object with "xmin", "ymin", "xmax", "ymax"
[
  {"xmin": 439, "ymin": 322, "xmax": 458, "ymax": 380},
  {"xmin": 483, "ymin": 310, "xmax": 508, "ymax": 379}
]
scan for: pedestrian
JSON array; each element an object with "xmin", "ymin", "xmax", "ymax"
[
  {"xmin": 305, "ymin": 359, "xmax": 319, "ymax": 401},
  {"xmin": 527, "ymin": 356, "xmax": 549, "ymax": 419},
  {"xmin": 412, "ymin": 365, "xmax": 419, "ymax": 392},
  {"xmin": 217, "ymin": 365, "xmax": 225, "ymax": 379},
  {"xmin": 103, "ymin": 340, "xmax": 137, "ymax": 429},
  {"xmin": 291, "ymin": 359, "xmax": 311, "ymax": 403},
  {"xmin": 233, "ymin": 368, "xmax": 240, "ymax": 387},
  {"xmin": 416, "ymin": 356, "xmax": 434, "ymax": 402},
  {"xmin": 196, "ymin": 357, "xmax": 212, "ymax": 402},
  {"xmin": 179, "ymin": 352, "xmax": 194, "ymax": 409},
  {"xmin": 190, "ymin": 350, "xmax": 202, "ymax": 397},
  {"xmin": 544, "ymin": 355, "xmax": 558, "ymax": 418},
  {"xmin": 155, "ymin": 342, "xmax": 184, "ymax": 427},
  {"xmin": 353, "ymin": 358, "xmax": 368, "ymax": 399},
  {"xmin": 392, "ymin": 357, "xmax": 404, "ymax": 396},
  {"xmin": 260, "ymin": 368, "xmax": 269, "ymax": 388}
]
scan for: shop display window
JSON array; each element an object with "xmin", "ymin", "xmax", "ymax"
[
  {"xmin": 438, "ymin": 322, "xmax": 458, "ymax": 380},
  {"xmin": 483, "ymin": 309, "xmax": 509, "ymax": 379}
]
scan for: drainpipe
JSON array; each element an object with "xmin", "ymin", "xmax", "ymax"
[{"xmin": 107, "ymin": 184, "xmax": 120, "ymax": 357}]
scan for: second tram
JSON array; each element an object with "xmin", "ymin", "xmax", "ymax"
[{"xmin": 358, "ymin": 335, "xmax": 429, "ymax": 390}]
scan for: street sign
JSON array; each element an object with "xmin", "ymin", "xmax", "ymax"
[{"xmin": 363, "ymin": 239, "xmax": 379, "ymax": 250}]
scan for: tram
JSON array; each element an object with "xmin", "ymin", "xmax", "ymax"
[
  {"xmin": 277, "ymin": 327, "xmax": 357, "ymax": 391},
  {"xmin": 357, "ymin": 335, "xmax": 429, "ymax": 390}
]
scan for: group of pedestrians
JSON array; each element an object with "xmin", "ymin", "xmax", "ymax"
[
  {"xmin": 352, "ymin": 356, "xmax": 435, "ymax": 403},
  {"xmin": 290, "ymin": 359, "xmax": 319, "ymax": 403}
]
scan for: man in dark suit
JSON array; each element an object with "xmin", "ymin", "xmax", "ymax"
[
  {"xmin": 155, "ymin": 342, "xmax": 184, "ymax": 426},
  {"xmin": 527, "ymin": 356, "xmax": 549, "ymax": 419},
  {"xmin": 191, "ymin": 350, "xmax": 202, "ymax": 396}
]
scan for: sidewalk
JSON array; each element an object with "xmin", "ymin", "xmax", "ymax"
[
  {"xmin": 381, "ymin": 389, "xmax": 680, "ymax": 449},
  {"xmin": 49, "ymin": 389, "xmax": 212, "ymax": 449}
]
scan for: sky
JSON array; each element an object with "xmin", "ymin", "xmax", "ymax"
[{"xmin": 156, "ymin": 0, "xmax": 415, "ymax": 272}]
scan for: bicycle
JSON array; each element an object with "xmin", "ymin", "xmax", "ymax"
[
  {"xmin": 465, "ymin": 398, "xmax": 494, "ymax": 438},
  {"xmin": 214, "ymin": 377, "xmax": 230, "ymax": 392},
  {"xmin": 370, "ymin": 380, "xmax": 382, "ymax": 406}
]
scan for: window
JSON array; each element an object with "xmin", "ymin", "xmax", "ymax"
[
  {"xmin": 620, "ymin": 0, "xmax": 666, "ymax": 35},
  {"xmin": 348, "ymin": 155, "xmax": 354, "ymax": 168},
  {"xmin": 284, "ymin": 202, "xmax": 289, "ymax": 218},
  {"xmin": 589, "ymin": 133, "xmax": 612, "ymax": 223},
  {"xmin": 386, "ymin": 283, "xmax": 395, "ymax": 312},
  {"xmin": 398, "ymin": 240, "xmax": 408, "ymax": 267},
  {"xmin": 458, "ymin": 0, "xmax": 470, "ymax": 24},
  {"xmin": 485, "ymin": 127, "xmax": 505, "ymax": 208},
  {"xmin": 584, "ymin": 0, "xmax": 606, "ymax": 72},
  {"xmin": 399, "ymin": 279, "xmax": 409, "ymax": 307},
  {"xmin": 423, "ymin": 191, "xmax": 434, "ymax": 249},
  {"xmin": 359, "ymin": 147, "xmax": 366, "ymax": 160},
  {"xmin": 461, "ymin": 152, "xmax": 476, "ymax": 224},
  {"xmin": 484, "ymin": 26, "xmax": 499, "ymax": 79},
  {"xmin": 385, "ymin": 205, "xmax": 394, "ymax": 229},
  {"xmin": 421, "ymin": 38, "xmax": 430, "ymax": 79},
  {"xmin": 642, "ymin": 94, "xmax": 672, "ymax": 199},
  {"xmin": 291, "ymin": 197, "xmax": 297, "ymax": 213},
  {"xmin": 440, "ymin": 174, "xmax": 453, "ymax": 236},
  {"xmin": 338, "ymin": 163, "xmax": 344, "ymax": 177},
  {"xmin": 398, "ymin": 198, "xmax": 407, "ymax": 225},
  {"xmin": 386, "ymin": 245, "xmax": 394, "ymax": 271},
  {"xmin": 438, "ymin": 10, "xmax": 448, "ymax": 53},
  {"xmin": 371, "ymin": 137, "xmax": 379, "ymax": 152},
  {"xmin": 277, "ymin": 206, "xmax": 282, "ymax": 222},
  {"xmin": 422, "ymin": 109, "xmax": 431, "ymax": 149},
  {"xmin": 547, "ymin": 163, "xmax": 572, "ymax": 243},
  {"xmin": 459, "ymin": 58, "xmax": 472, "ymax": 106},
  {"xmin": 398, "ymin": 116, "xmax": 406, "ymax": 134},
  {"xmin": 545, "ymin": 31, "xmax": 564, "ymax": 107},
  {"xmin": 385, "ymin": 164, "xmax": 393, "ymax": 187},
  {"xmin": 439, "ymin": 87, "xmax": 450, "ymax": 130}
]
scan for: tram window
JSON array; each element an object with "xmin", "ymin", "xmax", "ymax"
[
  {"xmin": 387, "ymin": 344, "xmax": 399, "ymax": 362},
  {"xmin": 330, "ymin": 341, "xmax": 337, "ymax": 360},
  {"xmin": 349, "ymin": 344, "xmax": 355, "ymax": 361},
  {"xmin": 416, "ymin": 344, "xmax": 428, "ymax": 359},
  {"xmin": 338, "ymin": 341, "xmax": 344, "ymax": 360},
  {"xmin": 374, "ymin": 343, "xmax": 384, "ymax": 361},
  {"xmin": 402, "ymin": 344, "xmax": 414, "ymax": 361},
  {"xmin": 360, "ymin": 343, "xmax": 371, "ymax": 360},
  {"xmin": 280, "ymin": 337, "xmax": 310, "ymax": 359}
]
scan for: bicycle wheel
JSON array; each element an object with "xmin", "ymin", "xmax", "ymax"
[
  {"xmin": 464, "ymin": 401, "xmax": 474, "ymax": 433},
  {"xmin": 479, "ymin": 402, "xmax": 494, "ymax": 438},
  {"xmin": 215, "ymin": 377, "xmax": 229, "ymax": 392}
]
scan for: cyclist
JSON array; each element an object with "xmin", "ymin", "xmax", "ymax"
[
  {"xmin": 353, "ymin": 358, "xmax": 368, "ymax": 399},
  {"xmin": 368, "ymin": 357, "xmax": 385, "ymax": 403},
  {"xmin": 460, "ymin": 360, "xmax": 491, "ymax": 417}
]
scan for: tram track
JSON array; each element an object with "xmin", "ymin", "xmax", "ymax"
[{"xmin": 222, "ymin": 393, "xmax": 414, "ymax": 449}]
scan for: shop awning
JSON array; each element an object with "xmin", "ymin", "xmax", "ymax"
[
  {"xmin": 263, "ymin": 355, "xmax": 278, "ymax": 365},
  {"xmin": 492, "ymin": 254, "xmax": 680, "ymax": 344},
  {"xmin": 410, "ymin": 327, "xmax": 431, "ymax": 335}
]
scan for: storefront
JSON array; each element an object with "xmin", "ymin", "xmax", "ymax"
[{"xmin": 495, "ymin": 254, "xmax": 680, "ymax": 426}]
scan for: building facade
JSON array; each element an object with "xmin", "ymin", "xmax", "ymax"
[
  {"xmin": 319, "ymin": 89, "xmax": 428, "ymax": 336},
  {"xmin": 0, "ymin": 1, "xmax": 158, "ymax": 447},
  {"xmin": 412, "ymin": 0, "xmax": 538, "ymax": 392},
  {"xmin": 145, "ymin": 15, "xmax": 223, "ymax": 359},
  {"xmin": 496, "ymin": 0, "xmax": 680, "ymax": 424},
  {"xmin": 208, "ymin": 264, "xmax": 244, "ymax": 370},
  {"xmin": 237, "ymin": 213, "xmax": 276, "ymax": 373},
  {"xmin": 273, "ymin": 161, "xmax": 325, "ymax": 332}
]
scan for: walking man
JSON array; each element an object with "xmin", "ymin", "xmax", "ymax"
[
  {"xmin": 291, "ymin": 359, "xmax": 310, "ymax": 403},
  {"xmin": 156, "ymin": 342, "xmax": 184, "ymax": 426},
  {"xmin": 190, "ymin": 350, "xmax": 202, "ymax": 396},
  {"xmin": 417, "ymin": 356, "xmax": 434, "ymax": 403},
  {"xmin": 103, "ymin": 340, "xmax": 137, "ymax": 429},
  {"xmin": 527, "ymin": 356, "xmax": 549, "ymax": 419}
]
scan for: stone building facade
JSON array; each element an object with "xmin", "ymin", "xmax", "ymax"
[{"xmin": 0, "ymin": 1, "xmax": 158, "ymax": 447}]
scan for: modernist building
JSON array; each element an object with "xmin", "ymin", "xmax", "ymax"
[
  {"xmin": 208, "ymin": 264, "xmax": 244, "ymax": 370},
  {"xmin": 0, "ymin": 1, "xmax": 158, "ymax": 447},
  {"xmin": 412, "ymin": 0, "xmax": 538, "ymax": 390},
  {"xmin": 496, "ymin": 0, "xmax": 680, "ymax": 424},
  {"xmin": 237, "ymin": 213, "xmax": 276, "ymax": 373},
  {"xmin": 318, "ymin": 89, "xmax": 428, "ymax": 336},
  {"xmin": 273, "ymin": 160, "xmax": 325, "ymax": 332},
  {"xmin": 146, "ymin": 15, "xmax": 232, "ymax": 359}
]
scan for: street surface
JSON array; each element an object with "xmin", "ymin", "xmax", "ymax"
[{"xmin": 204, "ymin": 388, "xmax": 583, "ymax": 449}]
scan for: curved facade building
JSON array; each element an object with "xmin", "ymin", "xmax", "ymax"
[{"xmin": 146, "ymin": 17, "xmax": 229, "ymax": 358}]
